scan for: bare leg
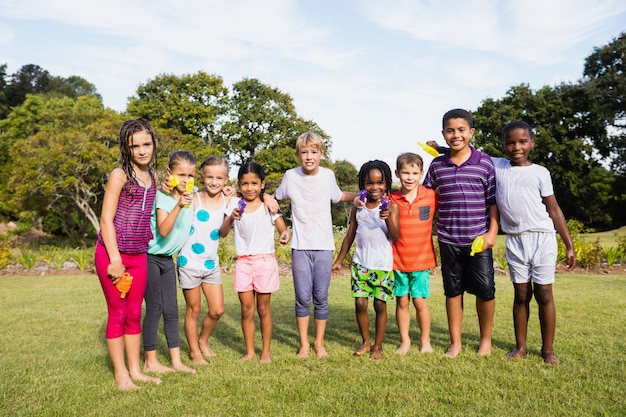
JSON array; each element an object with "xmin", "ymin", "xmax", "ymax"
[
  {"xmin": 107, "ymin": 336, "xmax": 138, "ymax": 391},
  {"xmin": 257, "ymin": 293, "xmax": 273, "ymax": 363},
  {"xmin": 395, "ymin": 295, "xmax": 411, "ymax": 354},
  {"xmin": 506, "ymin": 282, "xmax": 531, "ymax": 359},
  {"xmin": 125, "ymin": 333, "xmax": 161, "ymax": 385},
  {"xmin": 143, "ymin": 349, "xmax": 174, "ymax": 373},
  {"xmin": 370, "ymin": 299, "xmax": 387, "ymax": 360},
  {"xmin": 414, "ymin": 297, "xmax": 433, "ymax": 353},
  {"xmin": 444, "ymin": 295, "xmax": 463, "ymax": 357},
  {"xmin": 169, "ymin": 347, "xmax": 196, "ymax": 373},
  {"xmin": 354, "ymin": 297, "xmax": 371, "ymax": 356},
  {"xmin": 183, "ymin": 287, "xmax": 207, "ymax": 365},
  {"xmin": 314, "ymin": 319, "xmax": 329, "ymax": 358},
  {"xmin": 476, "ymin": 296, "xmax": 495, "ymax": 356},
  {"xmin": 238, "ymin": 291, "xmax": 256, "ymax": 361},
  {"xmin": 296, "ymin": 316, "xmax": 310, "ymax": 358},
  {"xmin": 535, "ymin": 283, "xmax": 560, "ymax": 365},
  {"xmin": 198, "ymin": 283, "xmax": 224, "ymax": 357}
]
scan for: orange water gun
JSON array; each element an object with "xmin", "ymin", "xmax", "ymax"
[{"xmin": 115, "ymin": 272, "xmax": 133, "ymax": 298}]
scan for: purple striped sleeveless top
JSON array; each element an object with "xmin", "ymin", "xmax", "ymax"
[{"xmin": 98, "ymin": 171, "xmax": 156, "ymax": 254}]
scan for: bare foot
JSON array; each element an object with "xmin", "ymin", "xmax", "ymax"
[
  {"xmin": 239, "ymin": 354, "xmax": 256, "ymax": 362},
  {"xmin": 370, "ymin": 345, "xmax": 383, "ymax": 360},
  {"xmin": 115, "ymin": 374, "xmax": 140, "ymax": 391},
  {"xmin": 260, "ymin": 354, "xmax": 272, "ymax": 364},
  {"xmin": 419, "ymin": 342, "xmax": 434, "ymax": 353},
  {"xmin": 542, "ymin": 350, "xmax": 561, "ymax": 365},
  {"xmin": 199, "ymin": 343, "xmax": 216, "ymax": 357},
  {"xmin": 395, "ymin": 342, "xmax": 410, "ymax": 355},
  {"xmin": 477, "ymin": 341, "xmax": 492, "ymax": 356},
  {"xmin": 355, "ymin": 340, "xmax": 371, "ymax": 356},
  {"xmin": 314, "ymin": 343, "xmax": 328, "ymax": 358},
  {"xmin": 190, "ymin": 352, "xmax": 209, "ymax": 365},
  {"xmin": 444, "ymin": 344, "xmax": 462, "ymax": 358},
  {"xmin": 506, "ymin": 347, "xmax": 527, "ymax": 359},
  {"xmin": 296, "ymin": 345, "xmax": 310, "ymax": 358},
  {"xmin": 143, "ymin": 361, "xmax": 174, "ymax": 374},
  {"xmin": 171, "ymin": 362, "xmax": 197, "ymax": 373},
  {"xmin": 130, "ymin": 371, "xmax": 162, "ymax": 385}
]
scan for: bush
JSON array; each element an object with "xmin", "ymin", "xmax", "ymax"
[{"xmin": 559, "ymin": 219, "xmax": 604, "ymax": 268}]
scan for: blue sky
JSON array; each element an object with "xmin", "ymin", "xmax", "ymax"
[{"xmin": 2, "ymin": 0, "xmax": 626, "ymax": 172}]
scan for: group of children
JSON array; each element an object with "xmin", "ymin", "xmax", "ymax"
[{"xmin": 95, "ymin": 108, "xmax": 577, "ymax": 390}]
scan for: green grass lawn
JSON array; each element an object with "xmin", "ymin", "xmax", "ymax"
[
  {"xmin": 1, "ymin": 271, "xmax": 625, "ymax": 416},
  {"xmin": 582, "ymin": 225, "xmax": 626, "ymax": 247}
]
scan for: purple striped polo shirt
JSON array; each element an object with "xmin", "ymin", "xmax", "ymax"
[{"xmin": 423, "ymin": 146, "xmax": 496, "ymax": 246}]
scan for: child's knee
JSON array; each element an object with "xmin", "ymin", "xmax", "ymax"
[{"xmin": 209, "ymin": 307, "xmax": 224, "ymax": 319}]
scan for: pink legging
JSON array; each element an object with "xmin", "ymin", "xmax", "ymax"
[{"xmin": 95, "ymin": 243, "xmax": 148, "ymax": 339}]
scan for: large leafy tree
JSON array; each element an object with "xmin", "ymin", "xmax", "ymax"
[
  {"xmin": 214, "ymin": 78, "xmax": 328, "ymax": 166},
  {"xmin": 126, "ymin": 71, "xmax": 228, "ymax": 150}
]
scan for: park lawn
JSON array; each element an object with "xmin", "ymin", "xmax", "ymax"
[
  {"xmin": 0, "ymin": 271, "xmax": 625, "ymax": 417},
  {"xmin": 581, "ymin": 225, "xmax": 626, "ymax": 248}
]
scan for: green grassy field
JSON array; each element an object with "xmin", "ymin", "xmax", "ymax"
[{"xmin": 1, "ymin": 271, "xmax": 625, "ymax": 417}]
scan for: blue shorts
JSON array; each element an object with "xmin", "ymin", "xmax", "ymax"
[
  {"xmin": 439, "ymin": 241, "xmax": 495, "ymax": 300},
  {"xmin": 394, "ymin": 270, "xmax": 430, "ymax": 299}
]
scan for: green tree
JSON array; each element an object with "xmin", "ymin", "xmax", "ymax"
[
  {"xmin": 331, "ymin": 159, "xmax": 359, "ymax": 227},
  {"xmin": 215, "ymin": 78, "xmax": 328, "ymax": 166},
  {"xmin": 126, "ymin": 71, "xmax": 228, "ymax": 148}
]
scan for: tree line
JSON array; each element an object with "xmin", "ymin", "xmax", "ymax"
[{"xmin": 0, "ymin": 32, "xmax": 624, "ymax": 239}]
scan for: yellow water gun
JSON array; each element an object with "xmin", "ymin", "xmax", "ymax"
[
  {"xmin": 184, "ymin": 178, "xmax": 194, "ymax": 208},
  {"xmin": 416, "ymin": 141, "xmax": 440, "ymax": 157},
  {"xmin": 470, "ymin": 236, "xmax": 484, "ymax": 256}
]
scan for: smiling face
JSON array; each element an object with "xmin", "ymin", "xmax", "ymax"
[
  {"xmin": 200, "ymin": 163, "xmax": 229, "ymax": 197},
  {"xmin": 238, "ymin": 172, "xmax": 265, "ymax": 202},
  {"xmin": 395, "ymin": 162, "xmax": 423, "ymax": 193},
  {"xmin": 442, "ymin": 117, "xmax": 474, "ymax": 153},
  {"xmin": 502, "ymin": 127, "xmax": 534, "ymax": 166},
  {"xmin": 364, "ymin": 168, "xmax": 386, "ymax": 203}
]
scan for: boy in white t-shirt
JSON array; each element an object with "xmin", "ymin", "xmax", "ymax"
[
  {"xmin": 266, "ymin": 132, "xmax": 359, "ymax": 358},
  {"xmin": 495, "ymin": 120, "xmax": 576, "ymax": 365}
]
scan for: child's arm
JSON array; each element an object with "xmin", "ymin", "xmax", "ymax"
[
  {"xmin": 381, "ymin": 201, "xmax": 400, "ymax": 242},
  {"xmin": 482, "ymin": 204, "xmax": 499, "ymax": 250},
  {"xmin": 543, "ymin": 195, "xmax": 577, "ymax": 270},
  {"xmin": 157, "ymin": 193, "xmax": 193, "ymax": 238},
  {"xmin": 262, "ymin": 193, "xmax": 281, "ymax": 215},
  {"xmin": 331, "ymin": 207, "xmax": 358, "ymax": 272},
  {"xmin": 274, "ymin": 216, "xmax": 291, "ymax": 245},
  {"xmin": 339, "ymin": 191, "xmax": 360, "ymax": 203},
  {"xmin": 99, "ymin": 168, "xmax": 127, "ymax": 284}
]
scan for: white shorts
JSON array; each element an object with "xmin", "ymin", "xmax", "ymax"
[
  {"xmin": 177, "ymin": 266, "xmax": 222, "ymax": 289},
  {"xmin": 506, "ymin": 232, "xmax": 557, "ymax": 285}
]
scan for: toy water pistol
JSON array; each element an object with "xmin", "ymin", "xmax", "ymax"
[
  {"xmin": 416, "ymin": 141, "xmax": 441, "ymax": 157},
  {"xmin": 380, "ymin": 197, "xmax": 389, "ymax": 211},
  {"xmin": 168, "ymin": 175, "xmax": 180, "ymax": 189},
  {"xmin": 470, "ymin": 235, "xmax": 485, "ymax": 256},
  {"xmin": 237, "ymin": 199, "xmax": 247, "ymax": 215},
  {"xmin": 184, "ymin": 178, "xmax": 194, "ymax": 208},
  {"xmin": 360, "ymin": 190, "xmax": 367, "ymax": 202},
  {"xmin": 115, "ymin": 272, "xmax": 133, "ymax": 299}
]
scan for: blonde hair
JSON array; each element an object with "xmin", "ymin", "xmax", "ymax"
[
  {"xmin": 396, "ymin": 152, "xmax": 424, "ymax": 171},
  {"xmin": 295, "ymin": 131, "xmax": 325, "ymax": 154}
]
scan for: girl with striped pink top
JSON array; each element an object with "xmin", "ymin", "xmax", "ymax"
[{"xmin": 95, "ymin": 118, "xmax": 161, "ymax": 391}]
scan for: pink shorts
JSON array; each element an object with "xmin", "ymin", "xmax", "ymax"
[{"xmin": 233, "ymin": 254, "xmax": 280, "ymax": 293}]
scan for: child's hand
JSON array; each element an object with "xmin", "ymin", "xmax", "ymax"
[
  {"xmin": 278, "ymin": 229, "xmax": 291, "ymax": 244},
  {"xmin": 331, "ymin": 261, "xmax": 342, "ymax": 273},
  {"xmin": 263, "ymin": 194, "xmax": 280, "ymax": 214},
  {"xmin": 223, "ymin": 186, "xmax": 236, "ymax": 197},
  {"xmin": 178, "ymin": 192, "xmax": 192, "ymax": 208},
  {"xmin": 107, "ymin": 260, "xmax": 125, "ymax": 285},
  {"xmin": 160, "ymin": 177, "xmax": 172, "ymax": 195},
  {"xmin": 353, "ymin": 196, "xmax": 365, "ymax": 209},
  {"xmin": 564, "ymin": 248, "xmax": 577, "ymax": 270},
  {"xmin": 379, "ymin": 197, "xmax": 390, "ymax": 220}
]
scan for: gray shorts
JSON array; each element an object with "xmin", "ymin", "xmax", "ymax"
[
  {"xmin": 506, "ymin": 232, "xmax": 557, "ymax": 285},
  {"xmin": 177, "ymin": 266, "xmax": 222, "ymax": 289}
]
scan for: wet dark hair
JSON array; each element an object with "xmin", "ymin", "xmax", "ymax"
[
  {"xmin": 442, "ymin": 108, "xmax": 474, "ymax": 129},
  {"xmin": 501, "ymin": 120, "xmax": 533, "ymax": 142},
  {"xmin": 238, "ymin": 161, "xmax": 266, "ymax": 199},
  {"xmin": 118, "ymin": 117, "xmax": 157, "ymax": 190},
  {"xmin": 358, "ymin": 160, "xmax": 392, "ymax": 193},
  {"xmin": 168, "ymin": 149, "xmax": 197, "ymax": 169}
]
